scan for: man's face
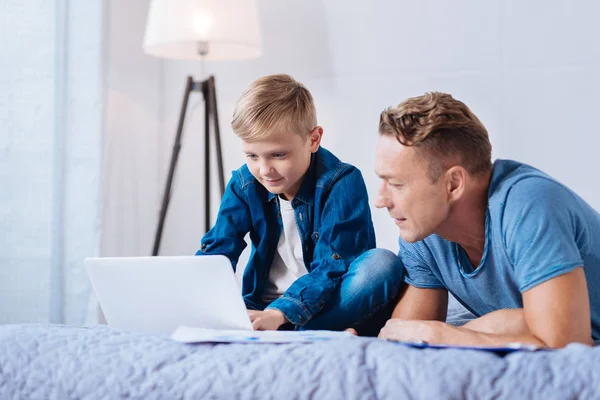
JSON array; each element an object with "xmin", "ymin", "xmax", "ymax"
[
  {"xmin": 374, "ymin": 134, "xmax": 450, "ymax": 243},
  {"xmin": 243, "ymin": 128, "xmax": 321, "ymax": 200}
]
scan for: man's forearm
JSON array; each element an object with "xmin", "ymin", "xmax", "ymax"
[
  {"xmin": 444, "ymin": 308, "xmax": 544, "ymax": 347},
  {"xmin": 382, "ymin": 308, "xmax": 545, "ymax": 347},
  {"xmin": 435, "ymin": 322, "xmax": 546, "ymax": 347},
  {"xmin": 436, "ymin": 308, "xmax": 589, "ymax": 348}
]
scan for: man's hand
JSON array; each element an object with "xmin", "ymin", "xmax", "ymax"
[
  {"xmin": 379, "ymin": 319, "xmax": 444, "ymax": 343},
  {"xmin": 248, "ymin": 309, "xmax": 288, "ymax": 331}
]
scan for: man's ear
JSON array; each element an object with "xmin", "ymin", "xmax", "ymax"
[
  {"xmin": 308, "ymin": 126, "xmax": 323, "ymax": 152},
  {"xmin": 446, "ymin": 166, "xmax": 466, "ymax": 202}
]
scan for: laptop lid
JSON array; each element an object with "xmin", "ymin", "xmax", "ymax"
[{"xmin": 85, "ymin": 255, "xmax": 253, "ymax": 334}]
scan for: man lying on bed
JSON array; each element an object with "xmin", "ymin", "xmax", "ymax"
[{"xmin": 372, "ymin": 91, "xmax": 599, "ymax": 348}]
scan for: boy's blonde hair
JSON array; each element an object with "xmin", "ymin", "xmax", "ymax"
[{"xmin": 232, "ymin": 74, "xmax": 317, "ymax": 141}]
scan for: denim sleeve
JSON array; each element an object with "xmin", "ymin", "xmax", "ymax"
[
  {"xmin": 267, "ymin": 167, "xmax": 376, "ymax": 325},
  {"xmin": 502, "ymin": 178, "xmax": 585, "ymax": 293},
  {"xmin": 195, "ymin": 173, "xmax": 251, "ymax": 272}
]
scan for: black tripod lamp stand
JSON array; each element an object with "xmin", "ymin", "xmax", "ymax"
[{"xmin": 152, "ymin": 76, "xmax": 225, "ymax": 256}]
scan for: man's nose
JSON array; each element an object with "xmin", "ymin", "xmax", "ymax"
[{"xmin": 375, "ymin": 185, "xmax": 391, "ymax": 209}]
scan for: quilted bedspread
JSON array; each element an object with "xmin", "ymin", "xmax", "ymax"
[{"xmin": 1, "ymin": 324, "xmax": 599, "ymax": 399}]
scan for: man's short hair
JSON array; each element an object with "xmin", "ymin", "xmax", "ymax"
[{"xmin": 379, "ymin": 92, "xmax": 492, "ymax": 181}]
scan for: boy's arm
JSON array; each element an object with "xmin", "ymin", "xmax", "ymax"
[
  {"xmin": 196, "ymin": 174, "xmax": 251, "ymax": 270},
  {"xmin": 266, "ymin": 167, "xmax": 375, "ymax": 325}
]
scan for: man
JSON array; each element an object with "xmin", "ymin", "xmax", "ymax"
[{"xmin": 374, "ymin": 92, "xmax": 599, "ymax": 348}]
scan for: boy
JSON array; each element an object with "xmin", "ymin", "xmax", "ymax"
[{"xmin": 197, "ymin": 74, "xmax": 402, "ymax": 333}]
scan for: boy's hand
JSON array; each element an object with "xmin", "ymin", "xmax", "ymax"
[{"xmin": 248, "ymin": 309, "xmax": 288, "ymax": 330}]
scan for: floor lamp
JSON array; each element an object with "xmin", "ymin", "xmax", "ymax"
[
  {"xmin": 142, "ymin": 0, "xmax": 262, "ymax": 255},
  {"xmin": 152, "ymin": 75, "xmax": 224, "ymax": 256}
]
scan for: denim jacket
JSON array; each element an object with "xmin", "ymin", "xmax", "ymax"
[{"xmin": 196, "ymin": 147, "xmax": 376, "ymax": 325}]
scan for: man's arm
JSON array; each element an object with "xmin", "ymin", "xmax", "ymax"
[
  {"xmin": 522, "ymin": 266, "xmax": 592, "ymax": 347},
  {"xmin": 391, "ymin": 284, "xmax": 448, "ymax": 321},
  {"xmin": 381, "ymin": 268, "xmax": 593, "ymax": 348}
]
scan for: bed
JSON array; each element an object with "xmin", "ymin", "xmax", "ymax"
[{"xmin": 2, "ymin": 316, "xmax": 599, "ymax": 399}]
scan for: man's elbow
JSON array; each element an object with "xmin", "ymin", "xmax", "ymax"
[{"xmin": 536, "ymin": 334, "xmax": 593, "ymax": 349}]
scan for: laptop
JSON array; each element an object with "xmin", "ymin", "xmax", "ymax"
[{"xmin": 84, "ymin": 255, "xmax": 253, "ymax": 334}]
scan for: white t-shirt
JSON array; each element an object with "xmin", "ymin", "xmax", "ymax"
[{"xmin": 262, "ymin": 196, "xmax": 309, "ymax": 302}]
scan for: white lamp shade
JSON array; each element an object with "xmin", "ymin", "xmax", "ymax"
[{"xmin": 143, "ymin": 0, "xmax": 262, "ymax": 61}]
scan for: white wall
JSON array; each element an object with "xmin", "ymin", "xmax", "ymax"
[
  {"xmin": 0, "ymin": 0, "xmax": 104, "ymax": 324},
  {"xmin": 103, "ymin": 1, "xmax": 600, "ymax": 270},
  {"xmin": 101, "ymin": 0, "xmax": 162, "ymax": 258},
  {"xmin": 0, "ymin": 0, "xmax": 56, "ymax": 323}
]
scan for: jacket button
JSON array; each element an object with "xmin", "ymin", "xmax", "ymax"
[
  {"xmin": 311, "ymin": 232, "xmax": 319, "ymax": 241},
  {"xmin": 332, "ymin": 253, "xmax": 342, "ymax": 260},
  {"xmin": 200, "ymin": 244, "xmax": 207, "ymax": 251}
]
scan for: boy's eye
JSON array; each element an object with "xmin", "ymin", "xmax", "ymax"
[
  {"xmin": 272, "ymin": 153, "xmax": 286, "ymax": 159},
  {"xmin": 389, "ymin": 182, "xmax": 403, "ymax": 189},
  {"xmin": 246, "ymin": 154, "xmax": 258, "ymax": 160}
]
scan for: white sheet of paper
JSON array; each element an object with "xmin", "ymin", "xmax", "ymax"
[{"xmin": 171, "ymin": 326, "xmax": 354, "ymax": 343}]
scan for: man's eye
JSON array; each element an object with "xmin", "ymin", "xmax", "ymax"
[
  {"xmin": 246, "ymin": 154, "xmax": 258, "ymax": 160},
  {"xmin": 272, "ymin": 153, "xmax": 286, "ymax": 158},
  {"xmin": 390, "ymin": 183, "xmax": 403, "ymax": 189}
]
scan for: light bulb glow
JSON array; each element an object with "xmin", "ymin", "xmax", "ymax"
[{"xmin": 193, "ymin": 11, "xmax": 214, "ymax": 38}]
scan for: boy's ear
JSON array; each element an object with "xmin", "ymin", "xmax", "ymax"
[{"xmin": 308, "ymin": 126, "xmax": 323, "ymax": 152}]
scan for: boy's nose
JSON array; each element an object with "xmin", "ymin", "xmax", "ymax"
[{"xmin": 259, "ymin": 163, "xmax": 273, "ymax": 176}]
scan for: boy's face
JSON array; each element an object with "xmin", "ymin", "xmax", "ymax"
[
  {"xmin": 374, "ymin": 134, "xmax": 451, "ymax": 243},
  {"xmin": 243, "ymin": 127, "xmax": 323, "ymax": 200}
]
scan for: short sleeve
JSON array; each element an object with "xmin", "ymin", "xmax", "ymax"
[
  {"xmin": 399, "ymin": 238, "xmax": 446, "ymax": 289},
  {"xmin": 502, "ymin": 178, "xmax": 586, "ymax": 292}
]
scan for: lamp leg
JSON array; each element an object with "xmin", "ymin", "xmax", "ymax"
[
  {"xmin": 152, "ymin": 75, "xmax": 226, "ymax": 254},
  {"xmin": 203, "ymin": 81, "xmax": 211, "ymax": 234},
  {"xmin": 152, "ymin": 76, "xmax": 194, "ymax": 256},
  {"xmin": 208, "ymin": 76, "xmax": 225, "ymax": 197}
]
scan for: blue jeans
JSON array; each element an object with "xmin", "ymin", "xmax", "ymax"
[{"xmin": 296, "ymin": 248, "xmax": 404, "ymax": 336}]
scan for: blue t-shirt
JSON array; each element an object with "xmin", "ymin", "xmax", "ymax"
[{"xmin": 400, "ymin": 159, "xmax": 600, "ymax": 339}]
